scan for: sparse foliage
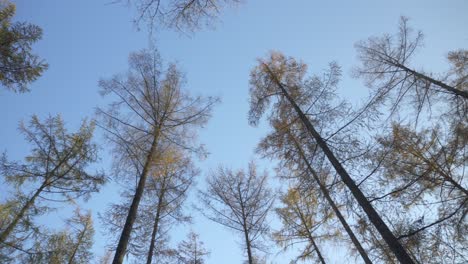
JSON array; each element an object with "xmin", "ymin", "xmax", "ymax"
[
  {"xmin": 101, "ymin": 147, "xmax": 196, "ymax": 264},
  {"xmin": 119, "ymin": 0, "xmax": 241, "ymax": 33},
  {"xmin": 97, "ymin": 48, "xmax": 216, "ymax": 264},
  {"xmin": 249, "ymin": 51, "xmax": 415, "ymax": 263},
  {"xmin": 199, "ymin": 162, "xmax": 274, "ymax": 264},
  {"xmin": 274, "ymin": 188, "xmax": 330, "ymax": 264},
  {"xmin": 18, "ymin": 208, "xmax": 95, "ymax": 264},
  {"xmin": 0, "ymin": 115, "xmax": 104, "ymax": 256},
  {"xmin": 176, "ymin": 231, "xmax": 210, "ymax": 264},
  {"xmin": 0, "ymin": 0, "xmax": 48, "ymax": 92},
  {"xmin": 354, "ymin": 16, "xmax": 467, "ymax": 122}
]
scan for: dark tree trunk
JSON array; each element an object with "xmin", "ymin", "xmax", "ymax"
[
  {"xmin": 146, "ymin": 187, "xmax": 166, "ymax": 264},
  {"xmin": 395, "ymin": 62, "xmax": 468, "ymax": 99},
  {"xmin": 269, "ymin": 72, "xmax": 415, "ymax": 264},
  {"xmin": 113, "ymin": 133, "xmax": 159, "ymax": 264},
  {"xmin": 243, "ymin": 227, "xmax": 254, "ymax": 264}
]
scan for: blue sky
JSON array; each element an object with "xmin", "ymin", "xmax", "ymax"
[{"xmin": 1, "ymin": 0, "xmax": 467, "ymax": 263}]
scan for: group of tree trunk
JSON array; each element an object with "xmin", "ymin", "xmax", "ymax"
[
  {"xmin": 246, "ymin": 17, "xmax": 466, "ymax": 263},
  {"xmin": 1, "ymin": 0, "xmax": 466, "ymax": 263}
]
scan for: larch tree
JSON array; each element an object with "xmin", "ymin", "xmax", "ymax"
[
  {"xmin": 274, "ymin": 187, "xmax": 330, "ymax": 264},
  {"xmin": 0, "ymin": 0, "xmax": 48, "ymax": 92},
  {"xmin": 353, "ymin": 16, "xmax": 467, "ymax": 122},
  {"xmin": 117, "ymin": 0, "xmax": 242, "ymax": 33},
  {"xmin": 248, "ymin": 52, "xmax": 415, "ymax": 263},
  {"xmin": 97, "ymin": 48, "xmax": 216, "ymax": 264},
  {"xmin": 0, "ymin": 115, "xmax": 104, "ymax": 256},
  {"xmin": 177, "ymin": 231, "xmax": 210, "ymax": 264},
  {"xmin": 101, "ymin": 146, "xmax": 196, "ymax": 264},
  {"xmin": 20, "ymin": 208, "xmax": 95, "ymax": 264},
  {"xmin": 254, "ymin": 63, "xmax": 374, "ymax": 263},
  {"xmin": 198, "ymin": 163, "xmax": 274, "ymax": 264},
  {"xmin": 144, "ymin": 147, "xmax": 196, "ymax": 264},
  {"xmin": 351, "ymin": 17, "xmax": 467, "ymax": 263},
  {"xmin": 358, "ymin": 122, "xmax": 467, "ymax": 263}
]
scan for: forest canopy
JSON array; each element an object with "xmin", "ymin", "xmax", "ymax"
[{"xmin": 0, "ymin": 1, "xmax": 466, "ymax": 263}]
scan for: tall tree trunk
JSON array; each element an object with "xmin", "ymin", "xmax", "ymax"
[
  {"xmin": 146, "ymin": 187, "xmax": 166, "ymax": 264},
  {"xmin": 239, "ymin": 181, "xmax": 254, "ymax": 264},
  {"xmin": 269, "ymin": 70, "xmax": 415, "ymax": 264},
  {"xmin": 0, "ymin": 184, "xmax": 45, "ymax": 243},
  {"xmin": 113, "ymin": 131, "xmax": 160, "ymax": 264},
  {"xmin": 243, "ymin": 226, "xmax": 253, "ymax": 264},
  {"xmin": 291, "ymin": 136, "xmax": 373, "ymax": 264}
]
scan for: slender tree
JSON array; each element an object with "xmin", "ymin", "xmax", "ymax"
[
  {"xmin": 258, "ymin": 119, "xmax": 373, "ymax": 264},
  {"xmin": 101, "ymin": 146, "xmax": 196, "ymax": 264},
  {"xmin": 351, "ymin": 17, "xmax": 467, "ymax": 263},
  {"xmin": 248, "ymin": 52, "xmax": 415, "ymax": 263},
  {"xmin": 0, "ymin": 0, "xmax": 48, "ymax": 92},
  {"xmin": 145, "ymin": 148, "xmax": 195, "ymax": 264},
  {"xmin": 97, "ymin": 49, "xmax": 216, "ymax": 264},
  {"xmin": 177, "ymin": 231, "xmax": 210, "ymax": 264},
  {"xmin": 199, "ymin": 163, "xmax": 274, "ymax": 264},
  {"xmin": 0, "ymin": 115, "xmax": 104, "ymax": 251},
  {"xmin": 274, "ymin": 187, "xmax": 330, "ymax": 264},
  {"xmin": 354, "ymin": 16, "xmax": 467, "ymax": 121},
  {"xmin": 19, "ymin": 208, "xmax": 95, "ymax": 264}
]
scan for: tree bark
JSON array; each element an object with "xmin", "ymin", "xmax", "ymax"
[{"xmin": 268, "ymin": 69, "xmax": 415, "ymax": 264}]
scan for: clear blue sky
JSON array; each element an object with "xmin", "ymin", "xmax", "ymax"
[{"xmin": 1, "ymin": 0, "xmax": 467, "ymax": 263}]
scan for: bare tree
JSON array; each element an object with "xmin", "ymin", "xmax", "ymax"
[
  {"xmin": 97, "ymin": 48, "xmax": 216, "ymax": 264},
  {"xmin": 199, "ymin": 162, "xmax": 274, "ymax": 264},
  {"xmin": 354, "ymin": 17, "xmax": 467, "ymax": 122},
  {"xmin": 117, "ymin": 0, "xmax": 242, "ymax": 33},
  {"xmin": 248, "ymin": 52, "xmax": 415, "ymax": 263},
  {"xmin": 101, "ymin": 146, "xmax": 196, "ymax": 264},
  {"xmin": 0, "ymin": 115, "xmax": 104, "ymax": 253},
  {"xmin": 176, "ymin": 231, "xmax": 210, "ymax": 264},
  {"xmin": 0, "ymin": 0, "xmax": 48, "ymax": 92}
]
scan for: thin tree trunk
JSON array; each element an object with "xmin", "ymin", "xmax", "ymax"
[
  {"xmin": 68, "ymin": 220, "xmax": 89, "ymax": 264},
  {"xmin": 268, "ymin": 69, "xmax": 415, "ymax": 264},
  {"xmin": 0, "ymin": 184, "xmax": 45, "ymax": 243},
  {"xmin": 291, "ymin": 136, "xmax": 373, "ymax": 264},
  {"xmin": 146, "ymin": 187, "xmax": 166, "ymax": 264},
  {"xmin": 294, "ymin": 203, "xmax": 326, "ymax": 264},
  {"xmin": 239, "ymin": 181, "xmax": 254, "ymax": 264},
  {"xmin": 113, "ymin": 131, "xmax": 160, "ymax": 264},
  {"xmin": 395, "ymin": 62, "xmax": 468, "ymax": 99},
  {"xmin": 243, "ymin": 226, "xmax": 253, "ymax": 264}
]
